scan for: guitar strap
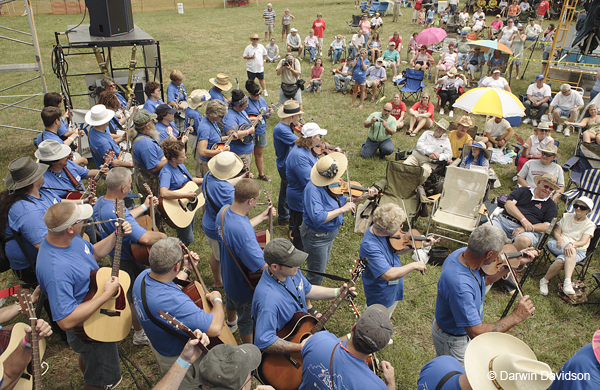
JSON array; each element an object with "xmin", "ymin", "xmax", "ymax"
[
  {"xmin": 202, "ymin": 177, "xmax": 220, "ymax": 214},
  {"xmin": 329, "ymin": 343, "xmax": 339, "ymax": 390},
  {"xmin": 220, "ymin": 206, "xmax": 255, "ymax": 291},
  {"xmin": 177, "ymin": 166, "xmax": 193, "ymax": 183},
  {"xmin": 435, "ymin": 371, "xmax": 462, "ymax": 390},
  {"xmin": 140, "ymin": 275, "xmax": 188, "ymax": 342},
  {"xmin": 63, "ymin": 167, "xmax": 84, "ymax": 192},
  {"xmin": 10, "ymin": 228, "xmax": 35, "ymax": 269},
  {"xmin": 96, "ymin": 198, "xmax": 135, "ymax": 260}
]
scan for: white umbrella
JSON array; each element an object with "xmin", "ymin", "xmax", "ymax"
[{"xmin": 453, "ymin": 87, "xmax": 525, "ymax": 117}]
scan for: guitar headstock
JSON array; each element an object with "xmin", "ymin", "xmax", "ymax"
[
  {"xmin": 351, "ymin": 257, "xmax": 369, "ymax": 282},
  {"xmin": 16, "ymin": 287, "xmax": 36, "ymax": 324},
  {"xmin": 116, "ymin": 199, "xmax": 125, "ymax": 231},
  {"xmin": 143, "ymin": 183, "xmax": 154, "ymax": 198},
  {"xmin": 158, "ymin": 310, "xmax": 209, "ymax": 354},
  {"xmin": 263, "ymin": 190, "xmax": 271, "ymax": 206},
  {"xmin": 104, "ymin": 149, "xmax": 117, "ymax": 166}
]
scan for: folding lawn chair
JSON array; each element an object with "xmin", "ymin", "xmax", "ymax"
[
  {"xmin": 562, "ymin": 143, "xmax": 600, "ymax": 191},
  {"xmin": 369, "ymin": 1, "xmax": 380, "ymax": 16},
  {"xmin": 347, "ymin": 15, "xmax": 362, "ymax": 34},
  {"xmin": 378, "ymin": 1, "xmax": 389, "ymax": 17},
  {"xmin": 394, "ymin": 68, "xmax": 425, "ymax": 102},
  {"xmin": 563, "ymin": 168, "xmax": 600, "ymax": 226},
  {"xmin": 376, "ymin": 161, "xmax": 425, "ymax": 221}
]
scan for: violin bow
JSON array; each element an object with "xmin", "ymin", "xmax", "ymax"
[
  {"xmin": 344, "ymin": 151, "xmax": 353, "ymax": 204},
  {"xmin": 401, "ymin": 197, "xmax": 425, "ymax": 275}
]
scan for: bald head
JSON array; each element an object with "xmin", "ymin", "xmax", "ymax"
[{"xmin": 382, "ymin": 103, "xmax": 393, "ymax": 119}]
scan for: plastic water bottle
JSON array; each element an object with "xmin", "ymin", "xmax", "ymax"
[{"xmin": 428, "ymin": 72, "xmax": 432, "ymax": 80}]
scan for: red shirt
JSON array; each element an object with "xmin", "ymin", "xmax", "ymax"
[
  {"xmin": 312, "ymin": 19, "xmax": 326, "ymax": 38},
  {"xmin": 537, "ymin": 1, "xmax": 549, "ymax": 15},
  {"xmin": 415, "ymin": 0, "xmax": 423, "ymax": 10},
  {"xmin": 411, "ymin": 101, "xmax": 434, "ymax": 119},
  {"xmin": 391, "ymin": 102, "xmax": 407, "ymax": 120},
  {"xmin": 389, "ymin": 36, "xmax": 402, "ymax": 48}
]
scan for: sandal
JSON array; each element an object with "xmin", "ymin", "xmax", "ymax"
[
  {"xmin": 258, "ymin": 174, "xmax": 272, "ymax": 182},
  {"xmin": 410, "ymin": 132, "xmax": 417, "ymax": 137},
  {"xmin": 307, "ymin": 306, "xmax": 322, "ymax": 319}
]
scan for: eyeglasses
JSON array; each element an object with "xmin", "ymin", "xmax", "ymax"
[
  {"xmin": 422, "ymin": 97, "xmax": 430, "ymax": 100},
  {"xmin": 541, "ymin": 184, "xmax": 554, "ymax": 190},
  {"xmin": 383, "ymin": 108, "xmax": 392, "ymax": 113},
  {"xmin": 573, "ymin": 204, "xmax": 590, "ymax": 211},
  {"xmin": 541, "ymin": 152, "xmax": 556, "ymax": 157},
  {"xmin": 109, "ymin": 84, "xmax": 116, "ymax": 88}
]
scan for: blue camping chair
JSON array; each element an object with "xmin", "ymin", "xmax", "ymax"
[
  {"xmin": 369, "ymin": 1, "xmax": 380, "ymax": 16},
  {"xmin": 394, "ymin": 69, "xmax": 425, "ymax": 102},
  {"xmin": 360, "ymin": 1, "xmax": 369, "ymax": 13},
  {"xmin": 562, "ymin": 142, "xmax": 600, "ymax": 190},
  {"xmin": 378, "ymin": 1, "xmax": 390, "ymax": 16}
]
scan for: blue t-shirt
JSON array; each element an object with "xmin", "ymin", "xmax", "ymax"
[
  {"xmin": 549, "ymin": 343, "xmax": 600, "ymax": 390},
  {"xmin": 42, "ymin": 160, "xmax": 89, "ymax": 198},
  {"xmin": 185, "ymin": 107, "xmax": 202, "ymax": 136},
  {"xmin": 93, "ymin": 196, "xmax": 146, "ymax": 262},
  {"xmin": 253, "ymin": 268, "xmax": 312, "ymax": 350},
  {"xmin": 159, "ymin": 163, "xmax": 193, "ymax": 191},
  {"xmin": 5, "ymin": 190, "xmax": 58, "ymax": 270},
  {"xmin": 273, "ymin": 122, "xmax": 298, "ymax": 172},
  {"xmin": 132, "ymin": 134, "xmax": 164, "ymax": 175},
  {"xmin": 299, "ymin": 331, "xmax": 387, "ymax": 390},
  {"xmin": 427, "ymin": 9, "xmax": 435, "ymax": 20},
  {"xmin": 197, "ymin": 117, "xmax": 223, "ymax": 162},
  {"xmin": 246, "ymin": 97, "xmax": 269, "ymax": 136},
  {"xmin": 36, "ymin": 130, "xmax": 64, "ymax": 147},
  {"xmin": 116, "ymin": 92, "xmax": 127, "ymax": 109},
  {"xmin": 88, "ymin": 128, "xmax": 122, "ymax": 170},
  {"xmin": 57, "ymin": 118, "xmax": 69, "ymax": 137},
  {"xmin": 418, "ymin": 356, "xmax": 464, "ymax": 390},
  {"xmin": 435, "ymin": 248, "xmax": 484, "ymax": 336},
  {"xmin": 132, "ymin": 269, "xmax": 213, "ymax": 357},
  {"xmin": 286, "ymin": 147, "xmax": 317, "ymax": 213},
  {"xmin": 223, "ymin": 109, "xmax": 254, "ymax": 156},
  {"xmin": 155, "ymin": 121, "xmax": 180, "ymax": 142},
  {"xmin": 352, "ymin": 58, "xmax": 370, "ymax": 83},
  {"xmin": 360, "ymin": 228, "xmax": 404, "ymax": 308},
  {"xmin": 166, "ymin": 82, "xmax": 186, "ymax": 104},
  {"xmin": 302, "ymin": 182, "xmax": 347, "ymax": 233},
  {"xmin": 216, "ymin": 206, "xmax": 265, "ymax": 302},
  {"xmin": 201, "ymin": 173, "xmax": 235, "ymax": 240},
  {"xmin": 209, "ymin": 87, "xmax": 226, "ymax": 103},
  {"xmin": 36, "ymin": 235, "xmax": 97, "ymax": 322},
  {"xmin": 142, "ymin": 98, "xmax": 164, "ymax": 114}
]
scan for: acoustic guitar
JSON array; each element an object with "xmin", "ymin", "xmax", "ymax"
[
  {"xmin": 256, "ymin": 258, "xmax": 369, "ymax": 390},
  {"xmin": 158, "ymin": 310, "xmax": 209, "ymax": 355},
  {"xmin": 65, "ymin": 149, "xmax": 115, "ymax": 201},
  {"xmin": 75, "ymin": 199, "xmax": 133, "ymax": 343},
  {"xmin": 158, "ymin": 182, "xmax": 206, "ymax": 229},
  {"xmin": 0, "ymin": 323, "xmax": 47, "ymax": 390},
  {"xmin": 131, "ymin": 183, "xmax": 156, "ymax": 265},
  {"xmin": 178, "ymin": 243, "xmax": 237, "ymax": 349},
  {"xmin": 15, "ymin": 287, "xmax": 45, "ymax": 390}
]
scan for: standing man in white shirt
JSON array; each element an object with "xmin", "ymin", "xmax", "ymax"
[
  {"xmin": 243, "ymin": 34, "xmax": 269, "ymax": 97},
  {"xmin": 550, "ymin": 84, "xmax": 584, "ymax": 136},
  {"xmin": 523, "ymin": 74, "xmax": 551, "ymax": 126}
]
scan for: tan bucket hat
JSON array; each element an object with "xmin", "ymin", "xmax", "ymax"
[
  {"xmin": 537, "ymin": 143, "xmax": 561, "ymax": 159},
  {"xmin": 455, "ymin": 115, "xmax": 474, "ymax": 128},
  {"xmin": 310, "ymin": 152, "xmax": 348, "ymax": 187},
  {"xmin": 207, "ymin": 151, "xmax": 244, "ymax": 180},
  {"xmin": 209, "ymin": 73, "xmax": 232, "ymax": 92},
  {"xmin": 186, "ymin": 89, "xmax": 211, "ymax": 110}
]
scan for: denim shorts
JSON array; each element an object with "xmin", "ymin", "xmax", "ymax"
[
  {"xmin": 547, "ymin": 238, "xmax": 587, "ymax": 263},
  {"xmin": 225, "ymin": 296, "xmax": 253, "ymax": 336},
  {"xmin": 66, "ymin": 329, "xmax": 121, "ymax": 387},
  {"xmin": 254, "ymin": 132, "xmax": 268, "ymax": 147},
  {"xmin": 491, "ymin": 214, "xmax": 541, "ymax": 246},
  {"xmin": 556, "ymin": 108, "xmax": 572, "ymax": 117}
]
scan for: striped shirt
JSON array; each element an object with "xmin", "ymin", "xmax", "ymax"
[{"xmin": 263, "ymin": 9, "xmax": 276, "ymax": 25}]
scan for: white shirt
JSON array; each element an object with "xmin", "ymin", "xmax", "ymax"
[
  {"xmin": 304, "ymin": 35, "xmax": 319, "ymax": 48},
  {"xmin": 525, "ymin": 23, "xmax": 542, "ymax": 37},
  {"xmin": 482, "ymin": 76, "xmax": 509, "ymax": 90},
  {"xmin": 518, "ymin": 159, "xmax": 565, "ymax": 187},
  {"xmin": 352, "ymin": 34, "xmax": 365, "ymax": 47},
  {"xmin": 519, "ymin": 1, "xmax": 530, "ymax": 11},
  {"xmin": 243, "ymin": 44, "xmax": 267, "ymax": 73},
  {"xmin": 529, "ymin": 134, "xmax": 554, "ymax": 156},
  {"xmin": 472, "ymin": 11, "xmax": 484, "ymax": 21},
  {"xmin": 371, "ymin": 17, "xmax": 383, "ymax": 26},
  {"xmin": 550, "ymin": 91, "xmax": 584, "ymax": 111},
  {"xmin": 287, "ymin": 33, "xmax": 301, "ymax": 47},
  {"xmin": 499, "ymin": 26, "xmax": 518, "ymax": 45},
  {"xmin": 526, "ymin": 83, "xmax": 551, "ymax": 103},
  {"xmin": 442, "ymin": 52, "xmax": 458, "ymax": 65},
  {"xmin": 485, "ymin": 118, "xmax": 512, "ymax": 138},
  {"xmin": 416, "ymin": 131, "xmax": 453, "ymax": 161}
]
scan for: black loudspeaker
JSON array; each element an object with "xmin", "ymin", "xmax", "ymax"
[{"xmin": 86, "ymin": 0, "xmax": 134, "ymax": 37}]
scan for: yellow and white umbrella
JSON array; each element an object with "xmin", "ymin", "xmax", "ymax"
[{"xmin": 453, "ymin": 87, "xmax": 525, "ymax": 117}]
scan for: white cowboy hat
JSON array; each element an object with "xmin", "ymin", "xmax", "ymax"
[
  {"xmin": 35, "ymin": 140, "xmax": 72, "ymax": 162},
  {"xmin": 207, "ymin": 151, "xmax": 244, "ymax": 181},
  {"xmin": 186, "ymin": 89, "xmax": 211, "ymax": 110},
  {"xmin": 85, "ymin": 104, "xmax": 115, "ymax": 126}
]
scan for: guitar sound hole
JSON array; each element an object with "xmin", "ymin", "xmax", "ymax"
[
  {"xmin": 299, "ymin": 333, "xmax": 311, "ymax": 343},
  {"xmin": 187, "ymin": 199, "xmax": 197, "ymax": 211}
]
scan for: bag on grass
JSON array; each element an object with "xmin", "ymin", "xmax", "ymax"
[{"xmin": 354, "ymin": 199, "xmax": 378, "ymax": 236}]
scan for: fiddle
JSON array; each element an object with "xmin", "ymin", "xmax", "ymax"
[
  {"xmin": 480, "ymin": 244, "xmax": 524, "ymax": 276},
  {"xmin": 312, "ymin": 142, "xmax": 341, "ymax": 156},
  {"xmin": 290, "ymin": 118, "xmax": 306, "ymax": 134},
  {"xmin": 328, "ymin": 179, "xmax": 368, "ymax": 197},
  {"xmin": 386, "ymin": 228, "xmax": 431, "ymax": 255}
]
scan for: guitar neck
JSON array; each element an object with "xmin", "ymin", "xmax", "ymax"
[
  {"xmin": 112, "ymin": 200, "xmax": 125, "ymax": 278},
  {"xmin": 311, "ymin": 279, "xmax": 356, "ymax": 334},
  {"xmin": 158, "ymin": 310, "xmax": 209, "ymax": 355},
  {"xmin": 30, "ymin": 319, "xmax": 42, "ymax": 389}
]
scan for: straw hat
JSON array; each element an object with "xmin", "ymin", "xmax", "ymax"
[
  {"xmin": 456, "ymin": 115, "xmax": 474, "ymax": 128},
  {"xmin": 448, "ymin": 67, "xmax": 458, "ymax": 76},
  {"xmin": 4, "ymin": 156, "xmax": 48, "ymax": 192},
  {"xmin": 434, "ymin": 118, "xmax": 451, "ymax": 132},
  {"xmin": 250, "ymin": 33, "xmax": 259, "ymax": 40},
  {"xmin": 207, "ymin": 151, "xmax": 244, "ymax": 181},
  {"xmin": 35, "ymin": 140, "xmax": 72, "ymax": 162},
  {"xmin": 465, "ymin": 333, "xmax": 553, "ymax": 390},
  {"xmin": 537, "ymin": 144, "xmax": 561, "ymax": 159},
  {"xmin": 277, "ymin": 100, "xmax": 304, "ymax": 118},
  {"xmin": 85, "ymin": 104, "xmax": 115, "ymax": 126},
  {"xmin": 533, "ymin": 173, "xmax": 561, "ymax": 190},
  {"xmin": 310, "ymin": 152, "xmax": 348, "ymax": 187},
  {"xmin": 186, "ymin": 89, "xmax": 211, "ymax": 110},
  {"xmin": 209, "ymin": 73, "xmax": 232, "ymax": 91}
]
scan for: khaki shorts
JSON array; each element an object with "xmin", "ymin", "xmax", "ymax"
[
  {"xmin": 206, "ymin": 236, "xmax": 220, "ymax": 261},
  {"xmin": 366, "ymin": 80, "xmax": 382, "ymax": 88},
  {"xmin": 382, "ymin": 60, "xmax": 396, "ymax": 68},
  {"xmin": 195, "ymin": 158, "xmax": 209, "ymax": 178},
  {"xmin": 265, "ymin": 24, "xmax": 274, "ymax": 33},
  {"xmin": 282, "ymin": 24, "xmax": 291, "ymax": 35}
]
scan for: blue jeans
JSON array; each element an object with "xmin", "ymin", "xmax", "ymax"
[
  {"xmin": 547, "ymin": 238, "xmax": 587, "ymax": 263},
  {"xmin": 348, "ymin": 45, "xmax": 360, "ymax": 59},
  {"xmin": 277, "ymin": 168, "xmax": 290, "ymax": 223},
  {"xmin": 363, "ymin": 33, "xmax": 370, "ymax": 47},
  {"xmin": 300, "ymin": 222, "xmax": 339, "ymax": 286},
  {"xmin": 491, "ymin": 214, "xmax": 541, "ymax": 247},
  {"xmin": 177, "ymin": 217, "xmax": 195, "ymax": 246},
  {"xmin": 361, "ymin": 137, "xmax": 394, "ymax": 158},
  {"xmin": 431, "ymin": 319, "xmax": 470, "ymax": 368},
  {"xmin": 449, "ymin": 4, "xmax": 457, "ymax": 14},
  {"xmin": 66, "ymin": 329, "xmax": 121, "ymax": 387},
  {"xmin": 333, "ymin": 48, "xmax": 343, "ymax": 63},
  {"xmin": 307, "ymin": 80, "xmax": 322, "ymax": 92},
  {"xmin": 457, "ymin": 52, "xmax": 468, "ymax": 68},
  {"xmin": 334, "ymin": 74, "xmax": 352, "ymax": 91},
  {"xmin": 306, "ymin": 46, "xmax": 317, "ymax": 63}
]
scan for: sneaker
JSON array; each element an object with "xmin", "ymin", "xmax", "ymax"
[
  {"xmin": 532, "ymin": 119, "xmax": 538, "ymax": 127},
  {"xmin": 523, "ymin": 118, "xmax": 531, "ymax": 125},
  {"xmin": 563, "ymin": 279, "xmax": 576, "ymax": 295},
  {"xmin": 227, "ymin": 318, "xmax": 238, "ymax": 333},
  {"xmin": 564, "ymin": 127, "xmax": 570, "ymax": 137},
  {"xmin": 133, "ymin": 331, "xmax": 150, "ymax": 346},
  {"xmin": 457, "ymin": 66, "xmax": 464, "ymax": 71},
  {"xmin": 556, "ymin": 124, "xmax": 563, "ymax": 133},
  {"xmin": 539, "ymin": 278, "xmax": 549, "ymax": 296},
  {"xmin": 449, "ymin": 110, "xmax": 454, "ymax": 118},
  {"xmin": 264, "ymin": 90, "xmax": 268, "ymax": 97},
  {"xmin": 439, "ymin": 108, "xmax": 444, "ymax": 115},
  {"xmin": 106, "ymin": 376, "xmax": 123, "ymax": 390}
]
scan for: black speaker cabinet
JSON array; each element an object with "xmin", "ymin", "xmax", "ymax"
[{"xmin": 86, "ymin": 0, "xmax": 134, "ymax": 37}]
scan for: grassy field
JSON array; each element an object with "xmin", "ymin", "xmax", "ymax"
[{"xmin": 0, "ymin": 1, "xmax": 598, "ymax": 389}]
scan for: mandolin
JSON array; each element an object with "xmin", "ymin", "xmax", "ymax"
[
  {"xmin": 158, "ymin": 182, "xmax": 206, "ymax": 229},
  {"xmin": 15, "ymin": 287, "xmax": 44, "ymax": 390},
  {"xmin": 175, "ymin": 84, "xmax": 189, "ymax": 118},
  {"xmin": 158, "ymin": 310, "xmax": 209, "ymax": 354},
  {"xmin": 131, "ymin": 183, "xmax": 156, "ymax": 266},
  {"xmin": 256, "ymin": 257, "xmax": 369, "ymax": 390},
  {"xmin": 65, "ymin": 149, "xmax": 115, "ymax": 201},
  {"xmin": 75, "ymin": 199, "xmax": 132, "ymax": 343},
  {"xmin": 211, "ymin": 132, "xmax": 235, "ymax": 151}
]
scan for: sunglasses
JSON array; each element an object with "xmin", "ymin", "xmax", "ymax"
[
  {"xmin": 383, "ymin": 108, "xmax": 392, "ymax": 113},
  {"xmin": 252, "ymin": 38, "xmax": 259, "ymax": 41},
  {"xmin": 541, "ymin": 152, "xmax": 556, "ymax": 157},
  {"xmin": 538, "ymin": 129, "xmax": 550, "ymax": 132},
  {"xmin": 422, "ymin": 97, "xmax": 430, "ymax": 100},
  {"xmin": 573, "ymin": 204, "xmax": 590, "ymax": 211}
]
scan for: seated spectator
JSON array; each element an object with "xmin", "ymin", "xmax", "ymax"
[
  {"xmin": 332, "ymin": 60, "xmax": 354, "ymax": 94},
  {"xmin": 304, "ymin": 29, "xmax": 319, "ymax": 64},
  {"xmin": 389, "ymin": 31, "xmax": 402, "ymax": 53},
  {"xmin": 436, "ymin": 67, "xmax": 466, "ymax": 117},
  {"xmin": 481, "ymin": 67, "xmax": 511, "ymax": 92},
  {"xmin": 365, "ymin": 58, "xmax": 387, "ymax": 102},
  {"xmin": 404, "ymin": 118, "xmax": 453, "ymax": 188},
  {"xmin": 568, "ymin": 104, "xmax": 600, "ymax": 144},
  {"xmin": 306, "ymin": 58, "xmax": 323, "ymax": 93},
  {"xmin": 286, "ymin": 28, "xmax": 303, "ymax": 53},
  {"xmin": 361, "ymin": 103, "xmax": 397, "ymax": 159},
  {"xmin": 367, "ymin": 31, "xmax": 383, "ymax": 64},
  {"xmin": 329, "ymin": 35, "xmax": 345, "ymax": 65},
  {"xmin": 410, "ymin": 45, "xmax": 435, "ymax": 71},
  {"xmin": 550, "ymin": 84, "xmax": 585, "ymax": 136},
  {"xmin": 525, "ymin": 18, "xmax": 542, "ymax": 43},
  {"xmin": 266, "ymin": 37, "xmax": 280, "ymax": 62},
  {"xmin": 472, "ymin": 15, "xmax": 486, "ymax": 33},
  {"xmin": 519, "ymin": 0, "xmax": 531, "ymax": 13},
  {"xmin": 407, "ymin": 93, "xmax": 435, "ymax": 137},
  {"xmin": 456, "ymin": 34, "xmax": 471, "ymax": 70},
  {"xmin": 523, "ymin": 74, "xmax": 552, "ymax": 127},
  {"xmin": 434, "ymin": 44, "xmax": 458, "ymax": 81},
  {"xmin": 382, "ymin": 42, "xmax": 401, "ymax": 80},
  {"xmin": 487, "ymin": 51, "xmax": 507, "ymax": 74},
  {"xmin": 472, "ymin": 6, "xmax": 485, "ymax": 22},
  {"xmin": 508, "ymin": 0, "xmax": 520, "ymax": 20},
  {"xmin": 517, "ymin": 122, "xmax": 554, "ymax": 170},
  {"xmin": 458, "ymin": 7, "xmax": 470, "ymax": 28},
  {"xmin": 349, "ymin": 30, "xmax": 365, "ymax": 60},
  {"xmin": 499, "ymin": 0, "xmax": 509, "ymax": 17},
  {"xmin": 448, "ymin": 115, "xmax": 474, "ymax": 160},
  {"xmin": 371, "ymin": 12, "xmax": 383, "ymax": 31},
  {"xmin": 518, "ymin": 144, "xmax": 564, "ymax": 202},
  {"xmin": 489, "ymin": 14, "xmax": 504, "ymax": 39},
  {"xmin": 480, "ymin": 115, "xmax": 515, "ymax": 149},
  {"xmin": 540, "ymin": 196, "xmax": 595, "ymax": 296},
  {"xmin": 465, "ymin": 47, "xmax": 485, "ymax": 87},
  {"xmin": 460, "ymin": 141, "xmax": 490, "ymax": 169},
  {"xmin": 390, "ymin": 92, "xmax": 407, "ymax": 130},
  {"xmin": 407, "ymin": 32, "xmax": 419, "ymax": 60}
]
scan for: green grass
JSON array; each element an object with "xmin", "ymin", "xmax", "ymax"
[{"xmin": 0, "ymin": 1, "xmax": 598, "ymax": 389}]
